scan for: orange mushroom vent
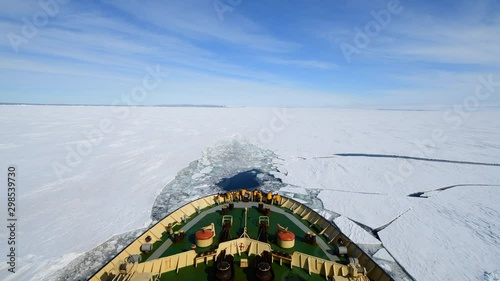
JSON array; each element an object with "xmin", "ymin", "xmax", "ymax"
[
  {"xmin": 277, "ymin": 231, "xmax": 295, "ymax": 241},
  {"xmin": 196, "ymin": 229, "xmax": 213, "ymax": 240}
]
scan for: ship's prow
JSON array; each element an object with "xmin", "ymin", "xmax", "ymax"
[{"xmin": 90, "ymin": 189, "xmax": 393, "ymax": 281}]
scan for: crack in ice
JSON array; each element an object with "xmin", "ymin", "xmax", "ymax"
[{"xmin": 408, "ymin": 184, "xmax": 500, "ymax": 198}]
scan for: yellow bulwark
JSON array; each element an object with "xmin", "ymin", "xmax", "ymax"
[{"xmin": 89, "ymin": 191, "xmax": 392, "ymax": 281}]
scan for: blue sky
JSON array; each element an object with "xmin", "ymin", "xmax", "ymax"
[{"xmin": 0, "ymin": 0, "xmax": 499, "ymax": 107}]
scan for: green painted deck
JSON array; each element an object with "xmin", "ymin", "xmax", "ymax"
[
  {"xmin": 143, "ymin": 202, "xmax": 345, "ymax": 280},
  {"xmin": 158, "ymin": 257, "xmax": 330, "ymax": 281},
  {"xmin": 155, "ymin": 205, "xmax": 331, "ymax": 259}
]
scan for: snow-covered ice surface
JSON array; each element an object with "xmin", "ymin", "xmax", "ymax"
[
  {"xmin": 373, "ymin": 248, "xmax": 395, "ymax": 262},
  {"xmin": 320, "ymin": 190, "xmax": 414, "ymax": 230},
  {"xmin": 0, "ymin": 105, "xmax": 499, "ymax": 281},
  {"xmin": 333, "ymin": 216, "xmax": 381, "ymax": 246},
  {"xmin": 371, "ymin": 249, "xmax": 413, "ymax": 281},
  {"xmin": 379, "ymin": 185, "xmax": 500, "ymax": 281}
]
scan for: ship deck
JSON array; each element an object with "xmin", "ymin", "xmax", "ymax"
[
  {"xmin": 141, "ymin": 202, "xmax": 349, "ymax": 280},
  {"xmin": 89, "ymin": 192, "xmax": 393, "ymax": 281},
  {"xmin": 158, "ymin": 257, "xmax": 330, "ymax": 281}
]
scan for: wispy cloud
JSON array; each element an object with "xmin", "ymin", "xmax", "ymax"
[
  {"xmin": 263, "ymin": 57, "xmax": 337, "ymax": 70},
  {"xmin": 103, "ymin": 0, "xmax": 301, "ymax": 53},
  {"xmin": 0, "ymin": 0, "xmax": 499, "ymax": 106},
  {"xmin": 369, "ymin": 17, "xmax": 500, "ymax": 65}
]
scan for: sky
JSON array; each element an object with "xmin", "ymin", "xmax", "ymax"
[{"xmin": 0, "ymin": 0, "xmax": 499, "ymax": 107}]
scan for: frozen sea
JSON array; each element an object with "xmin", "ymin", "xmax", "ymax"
[{"xmin": 0, "ymin": 105, "xmax": 499, "ymax": 281}]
